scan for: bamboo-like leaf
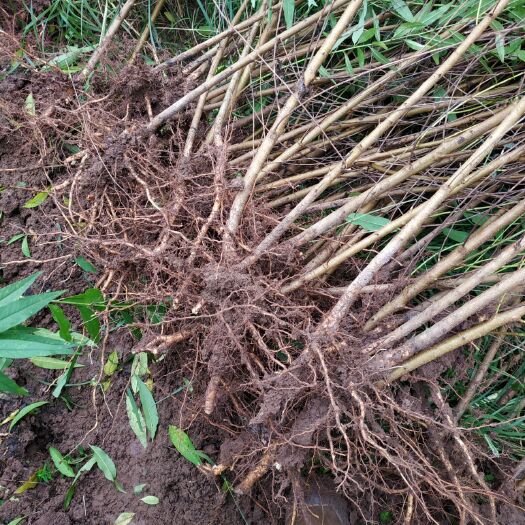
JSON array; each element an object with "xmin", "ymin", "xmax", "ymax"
[
  {"xmin": 90, "ymin": 445, "xmax": 117, "ymax": 481},
  {"xmin": 0, "ymin": 327, "xmax": 74, "ymax": 359},
  {"xmin": 0, "ymin": 291, "xmax": 63, "ymax": 334},
  {"xmin": 283, "ymin": 0, "xmax": 294, "ymax": 30},
  {"xmin": 0, "ymin": 370, "xmax": 28, "ymax": 396},
  {"xmin": 126, "ymin": 389, "xmax": 147, "ymax": 448},
  {"xmin": 71, "ymin": 456, "xmax": 96, "ymax": 486},
  {"xmin": 49, "ymin": 304, "xmax": 72, "ymax": 342},
  {"xmin": 9, "ymin": 401, "xmax": 48, "ymax": 430},
  {"xmin": 75, "ymin": 257, "xmax": 98, "ymax": 274},
  {"xmin": 52, "ymin": 354, "xmax": 78, "ymax": 398},
  {"xmin": 30, "ymin": 356, "xmax": 83, "ymax": 369},
  {"xmin": 168, "ymin": 425, "xmax": 203, "ymax": 466},
  {"xmin": 23, "ymin": 191, "xmax": 49, "ymax": 209},
  {"xmin": 137, "ymin": 377, "xmax": 158, "ymax": 440},
  {"xmin": 0, "ymin": 272, "xmax": 41, "ymax": 307},
  {"xmin": 77, "ymin": 305, "xmax": 101, "ymax": 343},
  {"xmin": 346, "ymin": 212, "xmax": 391, "ymax": 232},
  {"xmin": 21, "ymin": 236, "xmax": 31, "ymax": 258},
  {"xmin": 49, "ymin": 447, "xmax": 75, "ymax": 478}
]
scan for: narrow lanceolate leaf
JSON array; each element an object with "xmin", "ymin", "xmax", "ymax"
[
  {"xmin": 49, "ymin": 304, "xmax": 72, "ymax": 342},
  {"xmin": 14, "ymin": 473, "xmax": 37, "ymax": 494},
  {"xmin": 72, "ymin": 456, "xmax": 96, "ymax": 486},
  {"xmin": 137, "ymin": 377, "xmax": 158, "ymax": 440},
  {"xmin": 9, "ymin": 401, "xmax": 49, "ymax": 430},
  {"xmin": 391, "ymin": 0, "xmax": 414, "ymax": 21},
  {"xmin": 0, "ymin": 327, "xmax": 74, "ymax": 359},
  {"xmin": 0, "ymin": 272, "xmax": 41, "ymax": 307},
  {"xmin": 21, "ymin": 236, "xmax": 31, "ymax": 258},
  {"xmin": 23, "ymin": 191, "xmax": 49, "ymax": 209},
  {"xmin": 0, "ymin": 370, "xmax": 29, "ymax": 396},
  {"xmin": 77, "ymin": 305, "xmax": 101, "ymax": 343},
  {"xmin": 0, "ymin": 291, "xmax": 64, "ymax": 334},
  {"xmin": 49, "ymin": 447, "xmax": 75, "ymax": 478},
  {"xmin": 7, "ymin": 517, "xmax": 26, "ymax": 525},
  {"xmin": 283, "ymin": 0, "xmax": 294, "ymax": 30},
  {"xmin": 58, "ymin": 288, "xmax": 104, "ymax": 307},
  {"xmin": 31, "ymin": 356, "xmax": 82, "ymax": 369},
  {"xmin": 346, "ymin": 212, "xmax": 392, "ymax": 232},
  {"xmin": 52, "ymin": 354, "xmax": 78, "ymax": 398},
  {"xmin": 75, "ymin": 257, "xmax": 98, "ymax": 274},
  {"xmin": 90, "ymin": 445, "xmax": 117, "ymax": 482},
  {"xmin": 168, "ymin": 425, "xmax": 203, "ymax": 466},
  {"xmin": 126, "ymin": 389, "xmax": 147, "ymax": 449}
]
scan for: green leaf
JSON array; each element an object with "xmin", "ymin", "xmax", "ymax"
[
  {"xmin": 71, "ymin": 456, "xmax": 96, "ymax": 486},
  {"xmin": 370, "ymin": 47, "xmax": 389, "ymax": 64},
  {"xmin": 0, "ymin": 272, "xmax": 41, "ymax": 307},
  {"xmin": 23, "ymin": 191, "xmax": 49, "ymax": 209},
  {"xmin": 0, "ymin": 326, "xmax": 74, "ymax": 358},
  {"xmin": 77, "ymin": 305, "xmax": 101, "ymax": 343},
  {"xmin": 104, "ymin": 351, "xmax": 119, "ymax": 376},
  {"xmin": 168, "ymin": 425, "xmax": 203, "ymax": 466},
  {"xmin": 391, "ymin": 0, "xmax": 414, "ymax": 22},
  {"xmin": 25, "ymin": 93, "xmax": 36, "ymax": 116},
  {"xmin": 405, "ymin": 39, "xmax": 424, "ymax": 51},
  {"xmin": 0, "ymin": 357, "xmax": 13, "ymax": 370},
  {"xmin": 346, "ymin": 212, "xmax": 391, "ymax": 232},
  {"xmin": 283, "ymin": 0, "xmax": 294, "ymax": 30},
  {"xmin": 63, "ymin": 483, "xmax": 76, "ymax": 510},
  {"xmin": 9, "ymin": 401, "xmax": 48, "ymax": 430},
  {"xmin": 137, "ymin": 377, "xmax": 158, "ymax": 440},
  {"xmin": 114, "ymin": 512, "xmax": 135, "ymax": 525},
  {"xmin": 21, "ymin": 236, "xmax": 31, "ymax": 257},
  {"xmin": 90, "ymin": 445, "xmax": 117, "ymax": 482},
  {"xmin": 344, "ymin": 53, "xmax": 353, "ymax": 74},
  {"xmin": 126, "ymin": 389, "xmax": 147, "ymax": 448},
  {"xmin": 49, "ymin": 447, "xmax": 75, "ymax": 478},
  {"xmin": 0, "ymin": 370, "xmax": 29, "ymax": 396},
  {"xmin": 443, "ymin": 227, "xmax": 469, "ymax": 243},
  {"xmin": 131, "ymin": 352, "xmax": 148, "ymax": 393},
  {"xmin": 52, "ymin": 354, "xmax": 78, "ymax": 398},
  {"xmin": 356, "ymin": 47, "xmax": 365, "ymax": 68},
  {"xmin": 59, "ymin": 288, "xmax": 104, "ymax": 307},
  {"xmin": 495, "ymin": 34, "xmax": 505, "ymax": 62},
  {"xmin": 49, "ymin": 304, "xmax": 72, "ymax": 341},
  {"xmin": 133, "ymin": 483, "xmax": 146, "ymax": 494},
  {"xmin": 7, "ymin": 518, "xmax": 25, "ymax": 525},
  {"xmin": 0, "ymin": 290, "xmax": 63, "ymax": 334},
  {"xmin": 75, "ymin": 257, "xmax": 98, "ymax": 274},
  {"xmin": 352, "ymin": 0, "xmax": 367, "ymax": 44},
  {"xmin": 30, "ymin": 356, "xmax": 82, "ymax": 369},
  {"xmin": 6, "ymin": 233, "xmax": 25, "ymax": 245},
  {"xmin": 141, "ymin": 495, "xmax": 159, "ymax": 505}
]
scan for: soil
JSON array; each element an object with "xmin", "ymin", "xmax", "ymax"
[
  {"xmin": 0, "ymin": 330, "xmax": 275, "ymax": 524},
  {"xmin": 0, "ymin": 69, "xmax": 274, "ymax": 524}
]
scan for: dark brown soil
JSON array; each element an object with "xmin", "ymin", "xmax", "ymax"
[
  {"xmin": 0, "ymin": 331, "xmax": 270, "ymax": 525},
  {"xmin": 0, "ymin": 71, "xmax": 275, "ymax": 525}
]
